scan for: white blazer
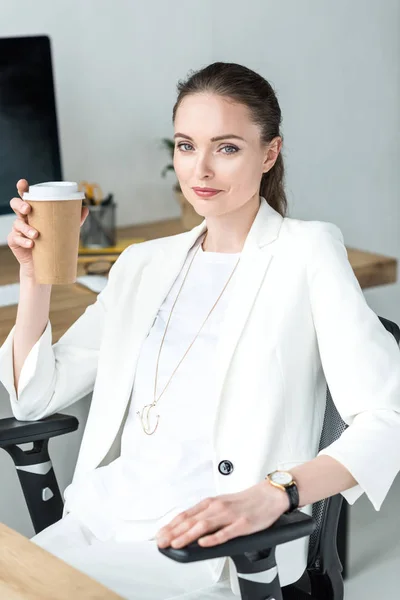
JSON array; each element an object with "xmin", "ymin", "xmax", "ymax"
[{"xmin": 1, "ymin": 197, "xmax": 400, "ymax": 589}]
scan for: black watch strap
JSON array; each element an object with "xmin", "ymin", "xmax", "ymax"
[{"xmin": 285, "ymin": 482, "xmax": 299, "ymax": 513}]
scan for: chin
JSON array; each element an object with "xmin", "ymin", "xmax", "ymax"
[
  {"xmin": 188, "ymin": 194, "xmax": 221, "ymax": 208},
  {"xmin": 189, "ymin": 202, "xmax": 219, "ymax": 216}
]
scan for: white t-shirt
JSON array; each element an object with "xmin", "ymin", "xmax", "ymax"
[{"xmin": 64, "ymin": 233, "xmax": 241, "ymax": 561}]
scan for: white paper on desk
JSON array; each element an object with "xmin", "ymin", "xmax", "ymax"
[{"xmin": 0, "ymin": 276, "xmax": 108, "ymax": 308}]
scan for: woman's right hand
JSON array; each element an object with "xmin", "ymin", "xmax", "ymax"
[{"xmin": 8, "ymin": 179, "xmax": 90, "ymax": 280}]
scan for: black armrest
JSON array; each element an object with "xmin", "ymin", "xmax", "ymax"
[
  {"xmin": 0, "ymin": 413, "xmax": 79, "ymax": 447},
  {"xmin": 158, "ymin": 510, "xmax": 315, "ymax": 563},
  {"xmin": 0, "ymin": 412, "xmax": 79, "ymax": 534}
]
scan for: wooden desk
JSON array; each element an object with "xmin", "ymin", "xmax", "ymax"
[
  {"xmin": 0, "ymin": 523, "xmax": 122, "ymax": 599},
  {"xmin": 0, "ymin": 217, "xmax": 398, "ymax": 345}
]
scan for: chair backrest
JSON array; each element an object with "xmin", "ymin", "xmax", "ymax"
[{"xmin": 307, "ymin": 315, "xmax": 400, "ymax": 571}]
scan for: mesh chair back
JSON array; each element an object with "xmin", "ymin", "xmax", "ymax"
[
  {"xmin": 306, "ymin": 315, "xmax": 400, "ymax": 570},
  {"xmin": 306, "ymin": 385, "xmax": 347, "ymax": 569}
]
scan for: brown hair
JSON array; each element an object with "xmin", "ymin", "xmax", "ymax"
[{"xmin": 172, "ymin": 62, "xmax": 287, "ymax": 218}]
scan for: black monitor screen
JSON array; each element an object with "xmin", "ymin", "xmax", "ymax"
[{"xmin": 0, "ymin": 35, "xmax": 62, "ymax": 215}]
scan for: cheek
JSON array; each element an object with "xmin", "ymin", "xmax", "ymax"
[
  {"xmin": 225, "ymin": 155, "xmax": 263, "ymax": 189},
  {"xmin": 173, "ymin": 155, "xmax": 191, "ymax": 180}
]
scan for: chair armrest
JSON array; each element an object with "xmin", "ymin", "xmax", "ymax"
[
  {"xmin": 0, "ymin": 413, "xmax": 79, "ymax": 447},
  {"xmin": 0, "ymin": 412, "xmax": 78, "ymax": 534},
  {"xmin": 158, "ymin": 510, "xmax": 315, "ymax": 563}
]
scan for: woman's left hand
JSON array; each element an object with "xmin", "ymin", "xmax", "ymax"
[{"xmin": 156, "ymin": 480, "xmax": 290, "ymax": 549}]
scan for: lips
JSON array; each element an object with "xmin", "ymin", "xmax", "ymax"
[{"xmin": 192, "ymin": 187, "xmax": 222, "ymax": 198}]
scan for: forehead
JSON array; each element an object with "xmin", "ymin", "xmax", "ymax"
[{"xmin": 174, "ymin": 93, "xmax": 259, "ymax": 139}]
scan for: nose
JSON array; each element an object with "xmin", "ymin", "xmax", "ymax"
[{"xmin": 194, "ymin": 153, "xmax": 214, "ymax": 180}]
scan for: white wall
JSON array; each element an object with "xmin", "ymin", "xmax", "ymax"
[
  {"xmin": 211, "ymin": 0, "xmax": 400, "ymax": 321},
  {"xmin": 0, "ymin": 0, "xmax": 399, "ymax": 537}
]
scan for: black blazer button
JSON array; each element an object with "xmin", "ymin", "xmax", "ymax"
[{"xmin": 218, "ymin": 460, "xmax": 234, "ymax": 475}]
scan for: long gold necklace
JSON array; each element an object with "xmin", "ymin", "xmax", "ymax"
[{"xmin": 136, "ymin": 234, "xmax": 241, "ymax": 435}]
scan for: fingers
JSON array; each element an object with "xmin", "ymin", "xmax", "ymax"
[
  {"xmin": 168, "ymin": 499, "xmax": 212, "ymax": 528},
  {"xmin": 157, "ymin": 498, "xmax": 220, "ymax": 541},
  {"xmin": 17, "ymin": 179, "xmax": 29, "ymax": 199},
  {"xmin": 8, "ymin": 232, "xmax": 34, "ymax": 249},
  {"xmin": 197, "ymin": 517, "xmax": 250, "ymax": 547},
  {"xmin": 9, "ymin": 196, "xmax": 31, "ymax": 222},
  {"xmin": 169, "ymin": 518, "xmax": 221, "ymax": 548},
  {"xmin": 13, "ymin": 218, "xmax": 38, "ymax": 239},
  {"xmin": 158, "ymin": 516, "xmax": 219, "ymax": 548},
  {"xmin": 158, "ymin": 503, "xmax": 233, "ymax": 549}
]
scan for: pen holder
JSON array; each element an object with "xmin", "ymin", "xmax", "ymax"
[{"xmin": 80, "ymin": 194, "xmax": 117, "ymax": 248}]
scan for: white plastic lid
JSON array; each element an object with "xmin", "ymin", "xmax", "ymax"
[{"xmin": 22, "ymin": 182, "xmax": 85, "ymax": 201}]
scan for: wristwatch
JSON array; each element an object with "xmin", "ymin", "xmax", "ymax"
[{"xmin": 266, "ymin": 470, "xmax": 299, "ymax": 513}]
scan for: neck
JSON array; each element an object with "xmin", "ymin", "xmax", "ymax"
[{"xmin": 202, "ymin": 193, "xmax": 261, "ymax": 253}]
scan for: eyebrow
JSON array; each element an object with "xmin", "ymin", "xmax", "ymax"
[{"xmin": 174, "ymin": 133, "xmax": 246, "ymax": 142}]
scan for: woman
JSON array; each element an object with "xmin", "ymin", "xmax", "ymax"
[{"xmin": 1, "ymin": 62, "xmax": 400, "ymax": 599}]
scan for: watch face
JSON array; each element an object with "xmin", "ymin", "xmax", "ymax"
[{"xmin": 271, "ymin": 471, "xmax": 293, "ymax": 485}]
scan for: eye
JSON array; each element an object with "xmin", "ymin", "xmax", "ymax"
[
  {"xmin": 175, "ymin": 142, "xmax": 239, "ymax": 154},
  {"xmin": 220, "ymin": 145, "xmax": 239, "ymax": 154},
  {"xmin": 176, "ymin": 142, "xmax": 194, "ymax": 152}
]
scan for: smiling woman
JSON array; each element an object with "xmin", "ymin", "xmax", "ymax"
[{"xmin": 171, "ymin": 62, "xmax": 286, "ymax": 253}]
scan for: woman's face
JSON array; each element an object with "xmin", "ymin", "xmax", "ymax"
[{"xmin": 173, "ymin": 93, "xmax": 280, "ymax": 218}]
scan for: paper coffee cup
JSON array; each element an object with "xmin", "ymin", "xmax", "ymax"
[{"xmin": 23, "ymin": 182, "xmax": 85, "ymax": 285}]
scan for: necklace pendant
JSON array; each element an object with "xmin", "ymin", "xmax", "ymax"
[{"xmin": 136, "ymin": 403, "xmax": 160, "ymax": 435}]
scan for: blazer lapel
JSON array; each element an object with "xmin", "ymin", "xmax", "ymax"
[
  {"xmin": 130, "ymin": 198, "xmax": 284, "ymax": 439},
  {"xmin": 211, "ymin": 200, "xmax": 284, "ymax": 440}
]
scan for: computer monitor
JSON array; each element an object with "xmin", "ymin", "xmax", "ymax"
[{"xmin": 0, "ymin": 35, "xmax": 62, "ymax": 245}]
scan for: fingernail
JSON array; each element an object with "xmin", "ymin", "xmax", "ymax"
[{"xmin": 158, "ymin": 537, "xmax": 168, "ymax": 546}]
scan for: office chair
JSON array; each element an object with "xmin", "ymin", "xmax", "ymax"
[{"xmin": 0, "ymin": 315, "xmax": 399, "ymax": 600}]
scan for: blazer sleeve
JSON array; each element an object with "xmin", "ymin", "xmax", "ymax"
[
  {"xmin": 306, "ymin": 222, "xmax": 400, "ymax": 511},
  {"xmin": 0, "ymin": 244, "xmax": 136, "ymax": 422}
]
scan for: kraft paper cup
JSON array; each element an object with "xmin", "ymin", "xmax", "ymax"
[{"xmin": 22, "ymin": 182, "xmax": 85, "ymax": 285}]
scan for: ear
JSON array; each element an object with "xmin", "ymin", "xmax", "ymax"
[{"xmin": 262, "ymin": 136, "xmax": 282, "ymax": 173}]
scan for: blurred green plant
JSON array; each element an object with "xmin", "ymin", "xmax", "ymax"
[{"xmin": 161, "ymin": 138, "xmax": 181, "ymax": 191}]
